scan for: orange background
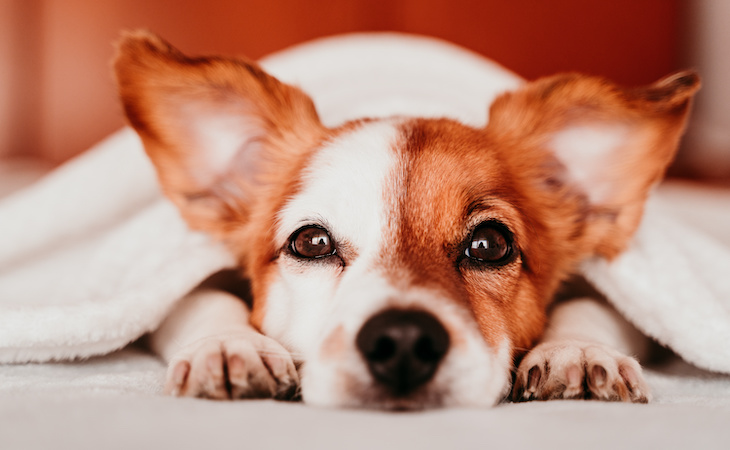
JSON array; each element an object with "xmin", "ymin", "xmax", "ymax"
[{"xmin": 1, "ymin": 0, "xmax": 683, "ymax": 165}]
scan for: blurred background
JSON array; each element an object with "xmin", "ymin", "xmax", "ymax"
[{"xmin": 0, "ymin": 0, "xmax": 728, "ymax": 180}]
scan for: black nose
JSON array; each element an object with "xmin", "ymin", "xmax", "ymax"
[{"xmin": 356, "ymin": 309, "xmax": 450, "ymax": 396}]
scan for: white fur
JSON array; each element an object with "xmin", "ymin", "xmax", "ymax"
[
  {"xmin": 264, "ymin": 121, "xmax": 401, "ymax": 355},
  {"xmin": 185, "ymin": 110, "xmax": 263, "ymax": 188},
  {"xmin": 300, "ymin": 270, "xmax": 512, "ymax": 408},
  {"xmin": 549, "ymin": 124, "xmax": 631, "ymax": 204},
  {"xmin": 543, "ymin": 297, "xmax": 649, "ymax": 358},
  {"xmin": 263, "ymin": 119, "xmax": 511, "ymax": 407},
  {"xmin": 275, "ymin": 121, "xmax": 401, "ymax": 261},
  {"xmin": 190, "ymin": 114, "xmax": 243, "ymax": 175}
]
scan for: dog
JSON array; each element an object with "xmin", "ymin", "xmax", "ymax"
[{"xmin": 114, "ymin": 31, "xmax": 699, "ymax": 409}]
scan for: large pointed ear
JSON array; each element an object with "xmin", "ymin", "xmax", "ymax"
[
  {"xmin": 114, "ymin": 31, "xmax": 325, "ymax": 236},
  {"xmin": 487, "ymin": 70, "xmax": 700, "ymax": 258}
]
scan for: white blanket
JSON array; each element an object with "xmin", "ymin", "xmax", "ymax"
[{"xmin": 1, "ymin": 33, "xmax": 729, "ymax": 373}]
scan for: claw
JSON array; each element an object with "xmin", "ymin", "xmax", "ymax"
[
  {"xmin": 525, "ymin": 365, "xmax": 541, "ymax": 396},
  {"xmin": 512, "ymin": 341, "xmax": 650, "ymax": 404},
  {"xmin": 590, "ymin": 365, "xmax": 607, "ymax": 388},
  {"xmin": 163, "ymin": 334, "xmax": 299, "ymax": 401},
  {"xmin": 168, "ymin": 360, "xmax": 190, "ymax": 396}
]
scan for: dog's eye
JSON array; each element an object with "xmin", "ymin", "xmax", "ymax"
[
  {"xmin": 465, "ymin": 222, "xmax": 512, "ymax": 263},
  {"xmin": 290, "ymin": 226, "xmax": 336, "ymax": 258}
]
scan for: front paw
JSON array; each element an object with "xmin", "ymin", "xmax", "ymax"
[
  {"xmin": 512, "ymin": 341, "xmax": 650, "ymax": 403},
  {"xmin": 164, "ymin": 332, "xmax": 299, "ymax": 400}
]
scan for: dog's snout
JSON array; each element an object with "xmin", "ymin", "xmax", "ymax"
[{"xmin": 356, "ymin": 309, "xmax": 450, "ymax": 395}]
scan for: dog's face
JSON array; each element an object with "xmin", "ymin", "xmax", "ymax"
[{"xmin": 115, "ymin": 32, "xmax": 698, "ymax": 409}]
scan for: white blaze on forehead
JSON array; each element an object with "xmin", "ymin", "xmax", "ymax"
[
  {"xmin": 277, "ymin": 120, "xmax": 401, "ymax": 256},
  {"xmin": 263, "ymin": 120, "xmax": 402, "ymax": 355},
  {"xmin": 263, "ymin": 119, "xmax": 513, "ymax": 407}
]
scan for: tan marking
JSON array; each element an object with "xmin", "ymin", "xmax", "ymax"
[{"xmin": 319, "ymin": 325, "xmax": 348, "ymax": 361}]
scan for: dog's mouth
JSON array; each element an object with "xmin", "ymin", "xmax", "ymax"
[{"xmin": 346, "ymin": 383, "xmax": 448, "ymax": 411}]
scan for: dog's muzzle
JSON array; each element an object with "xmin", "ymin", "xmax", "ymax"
[{"xmin": 355, "ymin": 309, "xmax": 450, "ymax": 395}]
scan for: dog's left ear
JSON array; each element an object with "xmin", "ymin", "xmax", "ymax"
[
  {"xmin": 114, "ymin": 31, "xmax": 325, "ymax": 237},
  {"xmin": 488, "ymin": 71, "xmax": 700, "ymax": 258}
]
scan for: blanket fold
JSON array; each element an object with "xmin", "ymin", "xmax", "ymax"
[
  {"xmin": 582, "ymin": 199, "xmax": 730, "ymax": 373},
  {"xmin": 1, "ymin": 33, "xmax": 729, "ymax": 372}
]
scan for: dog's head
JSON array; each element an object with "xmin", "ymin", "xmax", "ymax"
[{"xmin": 115, "ymin": 32, "xmax": 698, "ymax": 409}]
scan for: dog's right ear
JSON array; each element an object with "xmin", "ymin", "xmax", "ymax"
[
  {"xmin": 114, "ymin": 31, "xmax": 325, "ymax": 236},
  {"xmin": 487, "ymin": 70, "xmax": 699, "ymax": 259}
]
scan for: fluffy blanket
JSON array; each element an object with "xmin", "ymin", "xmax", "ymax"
[{"xmin": 1, "ymin": 33, "xmax": 729, "ymax": 374}]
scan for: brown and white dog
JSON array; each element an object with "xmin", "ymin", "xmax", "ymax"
[{"xmin": 114, "ymin": 31, "xmax": 699, "ymax": 409}]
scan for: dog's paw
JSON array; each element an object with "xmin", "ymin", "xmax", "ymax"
[
  {"xmin": 512, "ymin": 340, "xmax": 650, "ymax": 403},
  {"xmin": 164, "ymin": 332, "xmax": 299, "ymax": 400}
]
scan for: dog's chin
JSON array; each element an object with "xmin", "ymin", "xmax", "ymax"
[
  {"xmin": 301, "ymin": 374, "xmax": 506, "ymax": 411},
  {"xmin": 339, "ymin": 385, "xmax": 448, "ymax": 411}
]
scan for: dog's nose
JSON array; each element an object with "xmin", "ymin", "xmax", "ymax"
[{"xmin": 356, "ymin": 309, "xmax": 450, "ymax": 395}]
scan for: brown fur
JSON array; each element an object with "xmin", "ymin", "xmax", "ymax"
[
  {"xmin": 115, "ymin": 31, "xmax": 698, "ymax": 367},
  {"xmin": 114, "ymin": 30, "xmax": 327, "ymax": 239},
  {"xmin": 114, "ymin": 31, "xmax": 331, "ymax": 330},
  {"xmin": 374, "ymin": 71, "xmax": 698, "ymax": 356}
]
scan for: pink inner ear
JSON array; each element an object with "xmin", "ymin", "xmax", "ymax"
[
  {"xmin": 548, "ymin": 123, "xmax": 633, "ymax": 205},
  {"xmin": 179, "ymin": 103, "xmax": 265, "ymax": 191}
]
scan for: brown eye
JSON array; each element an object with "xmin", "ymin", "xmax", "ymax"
[
  {"xmin": 290, "ymin": 226, "xmax": 336, "ymax": 258},
  {"xmin": 465, "ymin": 223, "xmax": 512, "ymax": 263}
]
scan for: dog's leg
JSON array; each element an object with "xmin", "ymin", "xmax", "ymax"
[
  {"xmin": 148, "ymin": 288, "xmax": 299, "ymax": 400},
  {"xmin": 512, "ymin": 297, "xmax": 651, "ymax": 403}
]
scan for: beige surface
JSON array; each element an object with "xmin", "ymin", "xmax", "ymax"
[{"xmin": 1, "ymin": 348, "xmax": 730, "ymax": 450}]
